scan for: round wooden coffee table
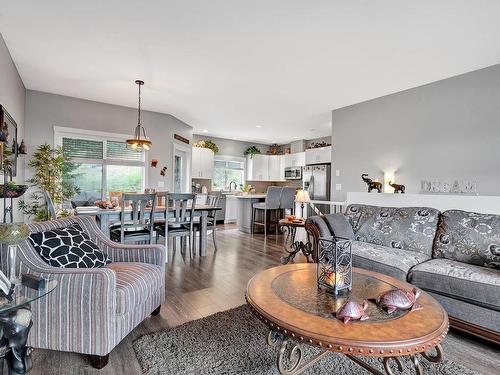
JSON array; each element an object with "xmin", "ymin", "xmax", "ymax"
[{"xmin": 246, "ymin": 264, "xmax": 449, "ymax": 375}]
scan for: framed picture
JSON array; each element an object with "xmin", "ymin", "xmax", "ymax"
[{"xmin": 0, "ymin": 105, "xmax": 18, "ymax": 177}]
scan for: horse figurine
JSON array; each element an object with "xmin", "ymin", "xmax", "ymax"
[
  {"xmin": 389, "ymin": 181, "xmax": 406, "ymax": 194},
  {"xmin": 361, "ymin": 174, "xmax": 382, "ymax": 193}
]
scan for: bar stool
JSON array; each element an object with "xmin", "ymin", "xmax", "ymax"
[
  {"xmin": 279, "ymin": 187, "xmax": 297, "ymax": 218},
  {"xmin": 251, "ymin": 186, "xmax": 282, "ymax": 236}
]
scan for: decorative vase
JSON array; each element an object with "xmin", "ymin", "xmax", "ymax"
[
  {"xmin": 0, "ymin": 223, "xmax": 30, "ymax": 285},
  {"xmin": 8, "ymin": 244, "xmax": 20, "ymax": 284}
]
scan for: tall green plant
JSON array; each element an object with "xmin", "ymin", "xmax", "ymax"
[{"xmin": 19, "ymin": 143, "xmax": 80, "ymax": 221}]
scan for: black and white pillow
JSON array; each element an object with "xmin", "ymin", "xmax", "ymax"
[{"xmin": 29, "ymin": 223, "xmax": 111, "ymax": 268}]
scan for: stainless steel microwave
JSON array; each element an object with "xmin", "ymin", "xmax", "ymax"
[{"xmin": 284, "ymin": 166, "xmax": 302, "ymax": 180}]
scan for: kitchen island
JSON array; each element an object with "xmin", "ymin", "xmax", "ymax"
[{"xmin": 235, "ymin": 194, "xmax": 266, "ymax": 233}]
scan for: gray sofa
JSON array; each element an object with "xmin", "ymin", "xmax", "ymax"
[{"xmin": 306, "ymin": 204, "xmax": 500, "ymax": 344}]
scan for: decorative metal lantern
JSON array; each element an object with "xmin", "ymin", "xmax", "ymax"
[{"xmin": 317, "ymin": 236, "xmax": 353, "ymax": 295}]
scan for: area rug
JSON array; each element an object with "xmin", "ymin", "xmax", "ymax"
[{"xmin": 133, "ymin": 305, "xmax": 477, "ymax": 375}]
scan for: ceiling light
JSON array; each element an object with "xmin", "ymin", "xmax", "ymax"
[
  {"xmin": 126, "ymin": 80, "xmax": 152, "ymax": 151},
  {"xmin": 256, "ymin": 125, "xmax": 262, "ymax": 128},
  {"xmin": 271, "ymin": 140, "xmax": 276, "ymax": 143},
  {"xmin": 293, "ymin": 136, "xmax": 299, "ymax": 139},
  {"xmin": 203, "ymin": 129, "xmax": 209, "ymax": 133}
]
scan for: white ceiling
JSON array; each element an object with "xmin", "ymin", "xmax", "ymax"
[{"xmin": 1, "ymin": 1, "xmax": 500, "ymax": 144}]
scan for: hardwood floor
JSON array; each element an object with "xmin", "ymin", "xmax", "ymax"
[{"xmin": 31, "ymin": 225, "xmax": 499, "ymax": 374}]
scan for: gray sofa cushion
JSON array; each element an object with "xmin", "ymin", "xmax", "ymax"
[
  {"xmin": 345, "ymin": 204, "xmax": 440, "ymax": 257},
  {"xmin": 408, "ymin": 258, "xmax": 500, "ymax": 311},
  {"xmin": 305, "ymin": 215, "xmax": 332, "ymax": 237},
  {"xmin": 433, "ymin": 210, "xmax": 500, "ymax": 269},
  {"xmin": 323, "ymin": 213, "xmax": 354, "ymax": 240},
  {"xmin": 351, "ymin": 241, "xmax": 431, "ymax": 281}
]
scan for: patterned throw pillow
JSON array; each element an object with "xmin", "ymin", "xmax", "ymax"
[
  {"xmin": 433, "ymin": 210, "xmax": 500, "ymax": 269},
  {"xmin": 28, "ymin": 223, "xmax": 111, "ymax": 268}
]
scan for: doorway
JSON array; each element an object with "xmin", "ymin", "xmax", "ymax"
[{"xmin": 172, "ymin": 143, "xmax": 191, "ymax": 193}]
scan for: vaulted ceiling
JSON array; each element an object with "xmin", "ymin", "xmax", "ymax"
[{"xmin": 1, "ymin": 1, "xmax": 500, "ymax": 143}]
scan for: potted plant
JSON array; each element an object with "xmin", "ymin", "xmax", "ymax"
[
  {"xmin": 0, "ymin": 181, "xmax": 28, "ymax": 199},
  {"xmin": 19, "ymin": 143, "xmax": 80, "ymax": 221},
  {"xmin": 193, "ymin": 139, "xmax": 219, "ymax": 154},
  {"xmin": 244, "ymin": 146, "xmax": 261, "ymax": 158}
]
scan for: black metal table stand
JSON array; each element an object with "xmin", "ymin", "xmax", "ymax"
[{"xmin": 280, "ymin": 223, "xmax": 313, "ymax": 264}]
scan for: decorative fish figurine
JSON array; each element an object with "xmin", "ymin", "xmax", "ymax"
[
  {"xmin": 336, "ymin": 300, "xmax": 369, "ymax": 324},
  {"xmin": 375, "ymin": 288, "xmax": 422, "ymax": 314}
]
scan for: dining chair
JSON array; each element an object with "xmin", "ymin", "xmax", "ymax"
[
  {"xmin": 43, "ymin": 190, "xmax": 57, "ymax": 220},
  {"xmin": 279, "ymin": 187, "xmax": 297, "ymax": 218},
  {"xmin": 156, "ymin": 193, "xmax": 196, "ymax": 257},
  {"xmin": 193, "ymin": 192, "xmax": 221, "ymax": 252},
  {"xmin": 110, "ymin": 193, "xmax": 156, "ymax": 244},
  {"xmin": 251, "ymin": 186, "xmax": 283, "ymax": 236}
]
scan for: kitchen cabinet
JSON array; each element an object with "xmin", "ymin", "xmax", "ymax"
[
  {"xmin": 225, "ymin": 195, "xmax": 238, "ymax": 223},
  {"xmin": 282, "ymin": 152, "xmax": 305, "ymax": 168},
  {"xmin": 246, "ymin": 154, "xmax": 269, "ymax": 181},
  {"xmin": 246, "ymin": 154, "xmax": 284, "ymax": 181},
  {"xmin": 268, "ymin": 155, "xmax": 282, "ymax": 181},
  {"xmin": 305, "ymin": 146, "xmax": 331, "ymax": 165},
  {"xmin": 192, "ymin": 147, "xmax": 214, "ymax": 179}
]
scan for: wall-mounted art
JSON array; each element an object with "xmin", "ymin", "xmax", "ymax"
[
  {"xmin": 420, "ymin": 179, "xmax": 477, "ymax": 195},
  {"xmin": 0, "ymin": 105, "xmax": 18, "ymax": 177}
]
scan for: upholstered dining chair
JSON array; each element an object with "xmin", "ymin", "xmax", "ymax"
[
  {"xmin": 110, "ymin": 193, "xmax": 156, "ymax": 244},
  {"xmin": 3, "ymin": 216, "xmax": 166, "ymax": 369},
  {"xmin": 156, "ymin": 193, "xmax": 196, "ymax": 256},
  {"xmin": 251, "ymin": 186, "xmax": 283, "ymax": 236},
  {"xmin": 193, "ymin": 192, "xmax": 221, "ymax": 251}
]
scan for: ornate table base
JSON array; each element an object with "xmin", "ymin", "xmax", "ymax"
[
  {"xmin": 280, "ymin": 225, "xmax": 313, "ymax": 264},
  {"xmin": 267, "ymin": 330, "xmax": 444, "ymax": 375}
]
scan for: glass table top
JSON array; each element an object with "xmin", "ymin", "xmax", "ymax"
[
  {"xmin": 272, "ymin": 269, "xmax": 407, "ymax": 323},
  {"xmin": 0, "ymin": 280, "xmax": 57, "ymax": 314}
]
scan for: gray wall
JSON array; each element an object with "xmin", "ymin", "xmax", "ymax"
[
  {"xmin": 193, "ymin": 134, "xmax": 268, "ymax": 157},
  {"xmin": 332, "ymin": 63, "xmax": 500, "ymax": 201},
  {"xmin": 0, "ymin": 33, "xmax": 25, "ymax": 220},
  {"xmin": 25, "ymin": 90, "xmax": 193, "ymax": 191}
]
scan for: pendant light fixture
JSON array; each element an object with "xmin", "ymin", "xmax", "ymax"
[{"xmin": 126, "ymin": 80, "xmax": 152, "ymax": 151}]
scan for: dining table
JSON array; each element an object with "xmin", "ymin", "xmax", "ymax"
[{"xmin": 75, "ymin": 204, "xmax": 221, "ymax": 257}]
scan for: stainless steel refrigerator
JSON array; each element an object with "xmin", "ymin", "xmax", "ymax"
[{"xmin": 303, "ymin": 164, "xmax": 331, "ymax": 217}]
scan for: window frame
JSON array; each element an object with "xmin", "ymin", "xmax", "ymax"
[
  {"xmin": 212, "ymin": 155, "xmax": 246, "ymax": 191},
  {"xmin": 54, "ymin": 127, "xmax": 148, "ymax": 199}
]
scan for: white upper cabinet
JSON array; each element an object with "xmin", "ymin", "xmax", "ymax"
[
  {"xmin": 192, "ymin": 147, "xmax": 215, "ymax": 179},
  {"xmin": 246, "ymin": 154, "xmax": 268, "ymax": 181},
  {"xmin": 268, "ymin": 155, "xmax": 282, "ymax": 181},
  {"xmin": 282, "ymin": 152, "xmax": 306, "ymax": 168},
  {"xmin": 305, "ymin": 146, "xmax": 331, "ymax": 165},
  {"xmin": 246, "ymin": 154, "xmax": 284, "ymax": 181}
]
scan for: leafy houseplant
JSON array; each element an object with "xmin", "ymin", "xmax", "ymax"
[
  {"xmin": 19, "ymin": 143, "xmax": 80, "ymax": 221},
  {"xmin": 244, "ymin": 146, "xmax": 261, "ymax": 158},
  {"xmin": 193, "ymin": 139, "xmax": 219, "ymax": 154}
]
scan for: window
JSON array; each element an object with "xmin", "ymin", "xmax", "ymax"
[
  {"xmin": 56, "ymin": 128, "xmax": 146, "ymax": 205},
  {"xmin": 212, "ymin": 157, "xmax": 245, "ymax": 191}
]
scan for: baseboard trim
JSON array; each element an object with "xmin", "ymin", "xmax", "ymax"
[{"xmin": 449, "ymin": 316, "xmax": 500, "ymax": 345}]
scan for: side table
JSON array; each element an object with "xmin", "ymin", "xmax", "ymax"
[
  {"xmin": 0, "ymin": 279, "xmax": 57, "ymax": 374},
  {"xmin": 279, "ymin": 218, "xmax": 313, "ymax": 264}
]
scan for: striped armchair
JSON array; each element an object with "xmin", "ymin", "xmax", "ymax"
[{"xmin": 8, "ymin": 216, "xmax": 166, "ymax": 369}]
